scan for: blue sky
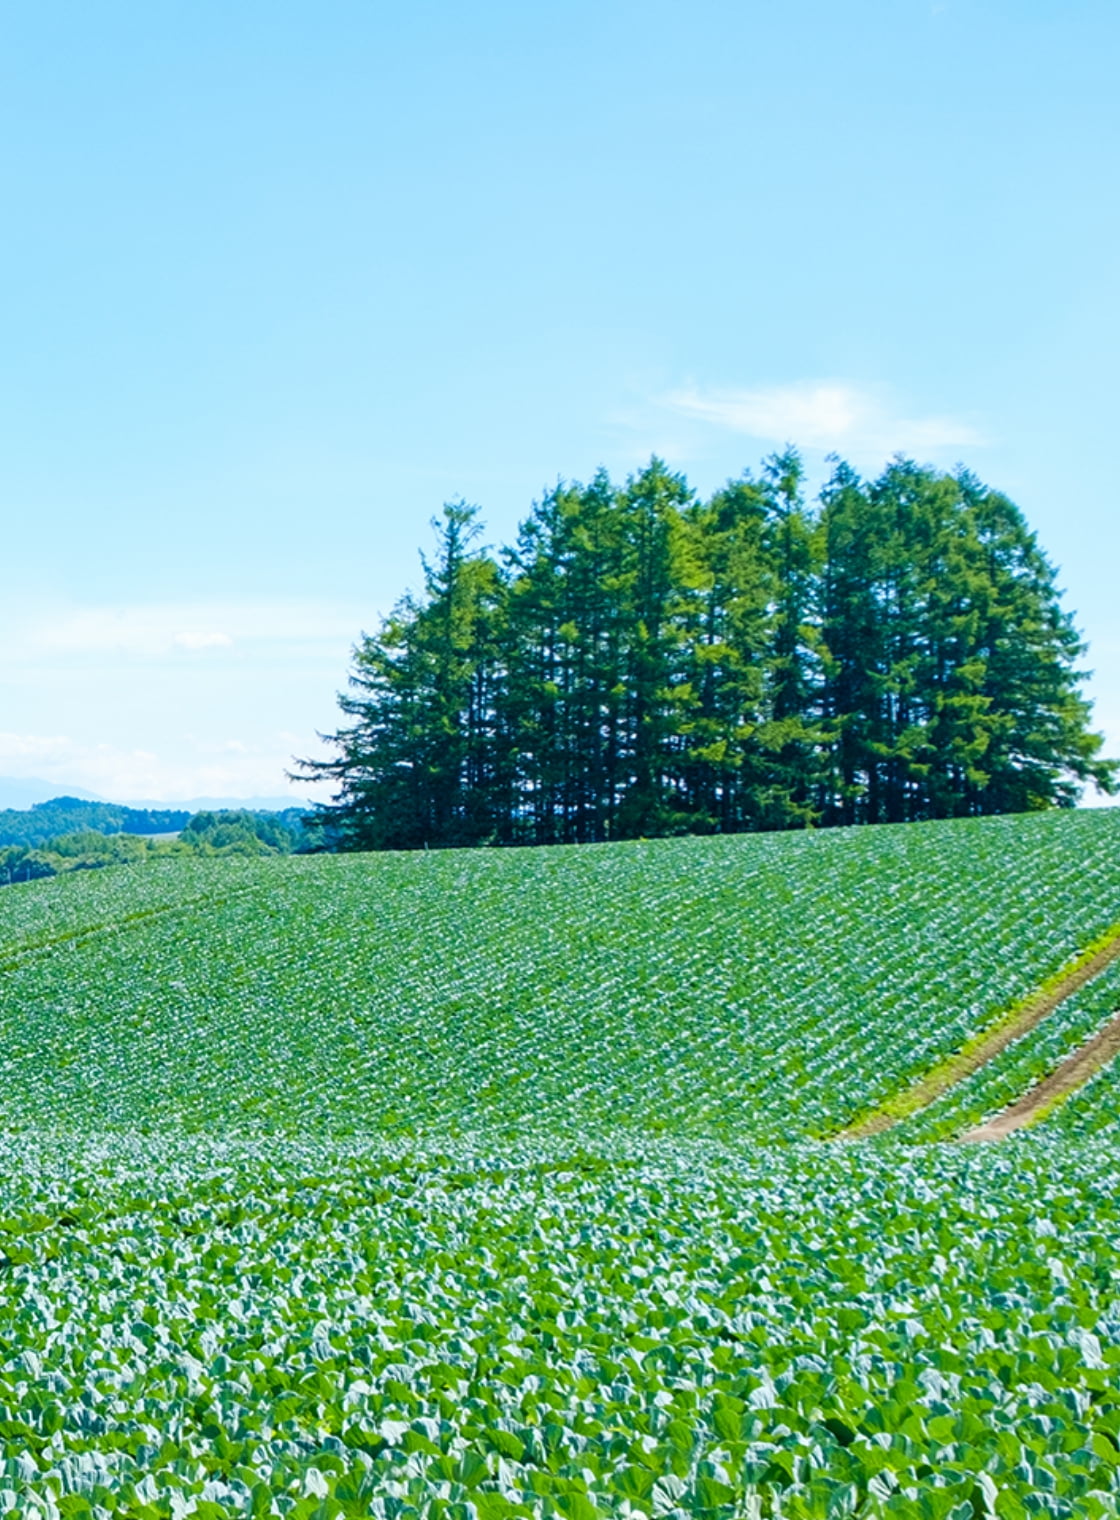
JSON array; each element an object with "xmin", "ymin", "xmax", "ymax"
[{"xmin": 0, "ymin": 0, "xmax": 1116, "ymax": 803}]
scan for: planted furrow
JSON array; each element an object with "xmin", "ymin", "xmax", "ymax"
[
  {"xmin": 0, "ymin": 812, "xmax": 1118, "ymax": 1512},
  {"xmin": 836, "ymin": 921, "xmax": 1120, "ymax": 1140},
  {"xmin": 963, "ymin": 1010, "xmax": 1120, "ymax": 1139}
]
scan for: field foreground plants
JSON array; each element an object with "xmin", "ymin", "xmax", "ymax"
[{"xmin": 3, "ymin": 813, "xmax": 1120, "ymax": 1516}]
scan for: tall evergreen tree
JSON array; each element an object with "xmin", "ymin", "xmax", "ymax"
[
  {"xmin": 816, "ymin": 458, "xmax": 882, "ymax": 824},
  {"xmin": 960, "ymin": 473, "xmax": 1113, "ymax": 811},
  {"xmin": 299, "ymin": 455, "xmax": 1114, "ymax": 848},
  {"xmin": 502, "ymin": 471, "xmax": 629, "ymax": 842},
  {"xmin": 756, "ymin": 450, "xmax": 822, "ymax": 826},
  {"xmin": 294, "ymin": 502, "xmax": 505, "ymax": 848},
  {"xmin": 613, "ymin": 459, "xmax": 695, "ymax": 837},
  {"xmin": 816, "ymin": 459, "xmax": 1115, "ymax": 822},
  {"xmin": 674, "ymin": 473, "xmax": 774, "ymax": 830}
]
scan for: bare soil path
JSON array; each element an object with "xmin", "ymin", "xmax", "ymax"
[
  {"xmin": 836, "ymin": 924, "xmax": 1120, "ymax": 1140},
  {"xmin": 960, "ymin": 1010, "xmax": 1120, "ymax": 1140}
]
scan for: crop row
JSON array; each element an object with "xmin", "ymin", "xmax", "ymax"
[
  {"xmin": 1036, "ymin": 1024, "xmax": 1120, "ymax": 1142},
  {"xmin": 2, "ymin": 813, "xmax": 1120, "ymax": 1143},
  {"xmin": 897, "ymin": 958, "xmax": 1120, "ymax": 1142},
  {"xmin": 0, "ymin": 1132, "xmax": 1118, "ymax": 1517}
]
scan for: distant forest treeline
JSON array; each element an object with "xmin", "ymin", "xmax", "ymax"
[
  {"xmin": 0, "ymin": 803, "xmax": 313, "ymax": 886},
  {"xmin": 0, "ymin": 797, "xmax": 191, "ymax": 851},
  {"xmin": 298, "ymin": 451, "xmax": 1115, "ymax": 850}
]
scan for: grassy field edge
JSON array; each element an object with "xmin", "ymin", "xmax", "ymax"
[{"xmin": 832, "ymin": 916, "xmax": 1120, "ymax": 1140}]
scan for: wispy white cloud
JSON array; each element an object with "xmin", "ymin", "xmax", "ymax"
[
  {"xmin": 2, "ymin": 599, "xmax": 364, "ymax": 661},
  {"xmin": 0, "ymin": 731, "xmax": 72, "ymax": 761},
  {"xmin": 173, "ymin": 631, "xmax": 234, "ymax": 651},
  {"xmin": 665, "ymin": 381, "xmax": 984, "ymax": 457}
]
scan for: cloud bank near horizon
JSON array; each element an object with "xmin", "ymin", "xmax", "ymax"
[
  {"xmin": 0, "ymin": 597, "xmax": 366, "ymax": 803},
  {"xmin": 0, "ymin": 727, "xmax": 331, "ymax": 807}
]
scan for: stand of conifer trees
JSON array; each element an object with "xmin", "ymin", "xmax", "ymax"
[{"xmin": 296, "ymin": 451, "xmax": 1115, "ymax": 849}]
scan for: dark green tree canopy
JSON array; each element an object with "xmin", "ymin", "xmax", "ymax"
[{"xmin": 295, "ymin": 456, "xmax": 1115, "ymax": 849}]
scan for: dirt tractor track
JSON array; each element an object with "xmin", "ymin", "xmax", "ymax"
[{"xmin": 838, "ymin": 923, "xmax": 1120, "ymax": 1143}]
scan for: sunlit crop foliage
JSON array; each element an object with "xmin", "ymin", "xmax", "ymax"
[{"xmin": 1, "ymin": 812, "xmax": 1120, "ymax": 1515}]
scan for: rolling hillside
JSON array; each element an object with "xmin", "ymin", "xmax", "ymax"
[
  {"xmin": 2, "ymin": 813, "xmax": 1120, "ymax": 1515},
  {"xmin": 3, "ymin": 809, "xmax": 1120, "ymax": 1140}
]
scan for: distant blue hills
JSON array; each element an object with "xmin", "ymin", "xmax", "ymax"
[
  {"xmin": 0, "ymin": 777, "xmax": 102, "ymax": 810},
  {"xmin": 0, "ymin": 777, "xmax": 315, "ymax": 812}
]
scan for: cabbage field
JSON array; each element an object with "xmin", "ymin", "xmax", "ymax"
[{"xmin": 2, "ymin": 811, "xmax": 1120, "ymax": 1517}]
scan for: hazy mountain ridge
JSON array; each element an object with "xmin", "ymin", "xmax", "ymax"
[{"xmin": 0, "ymin": 776, "xmax": 314, "ymax": 814}]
